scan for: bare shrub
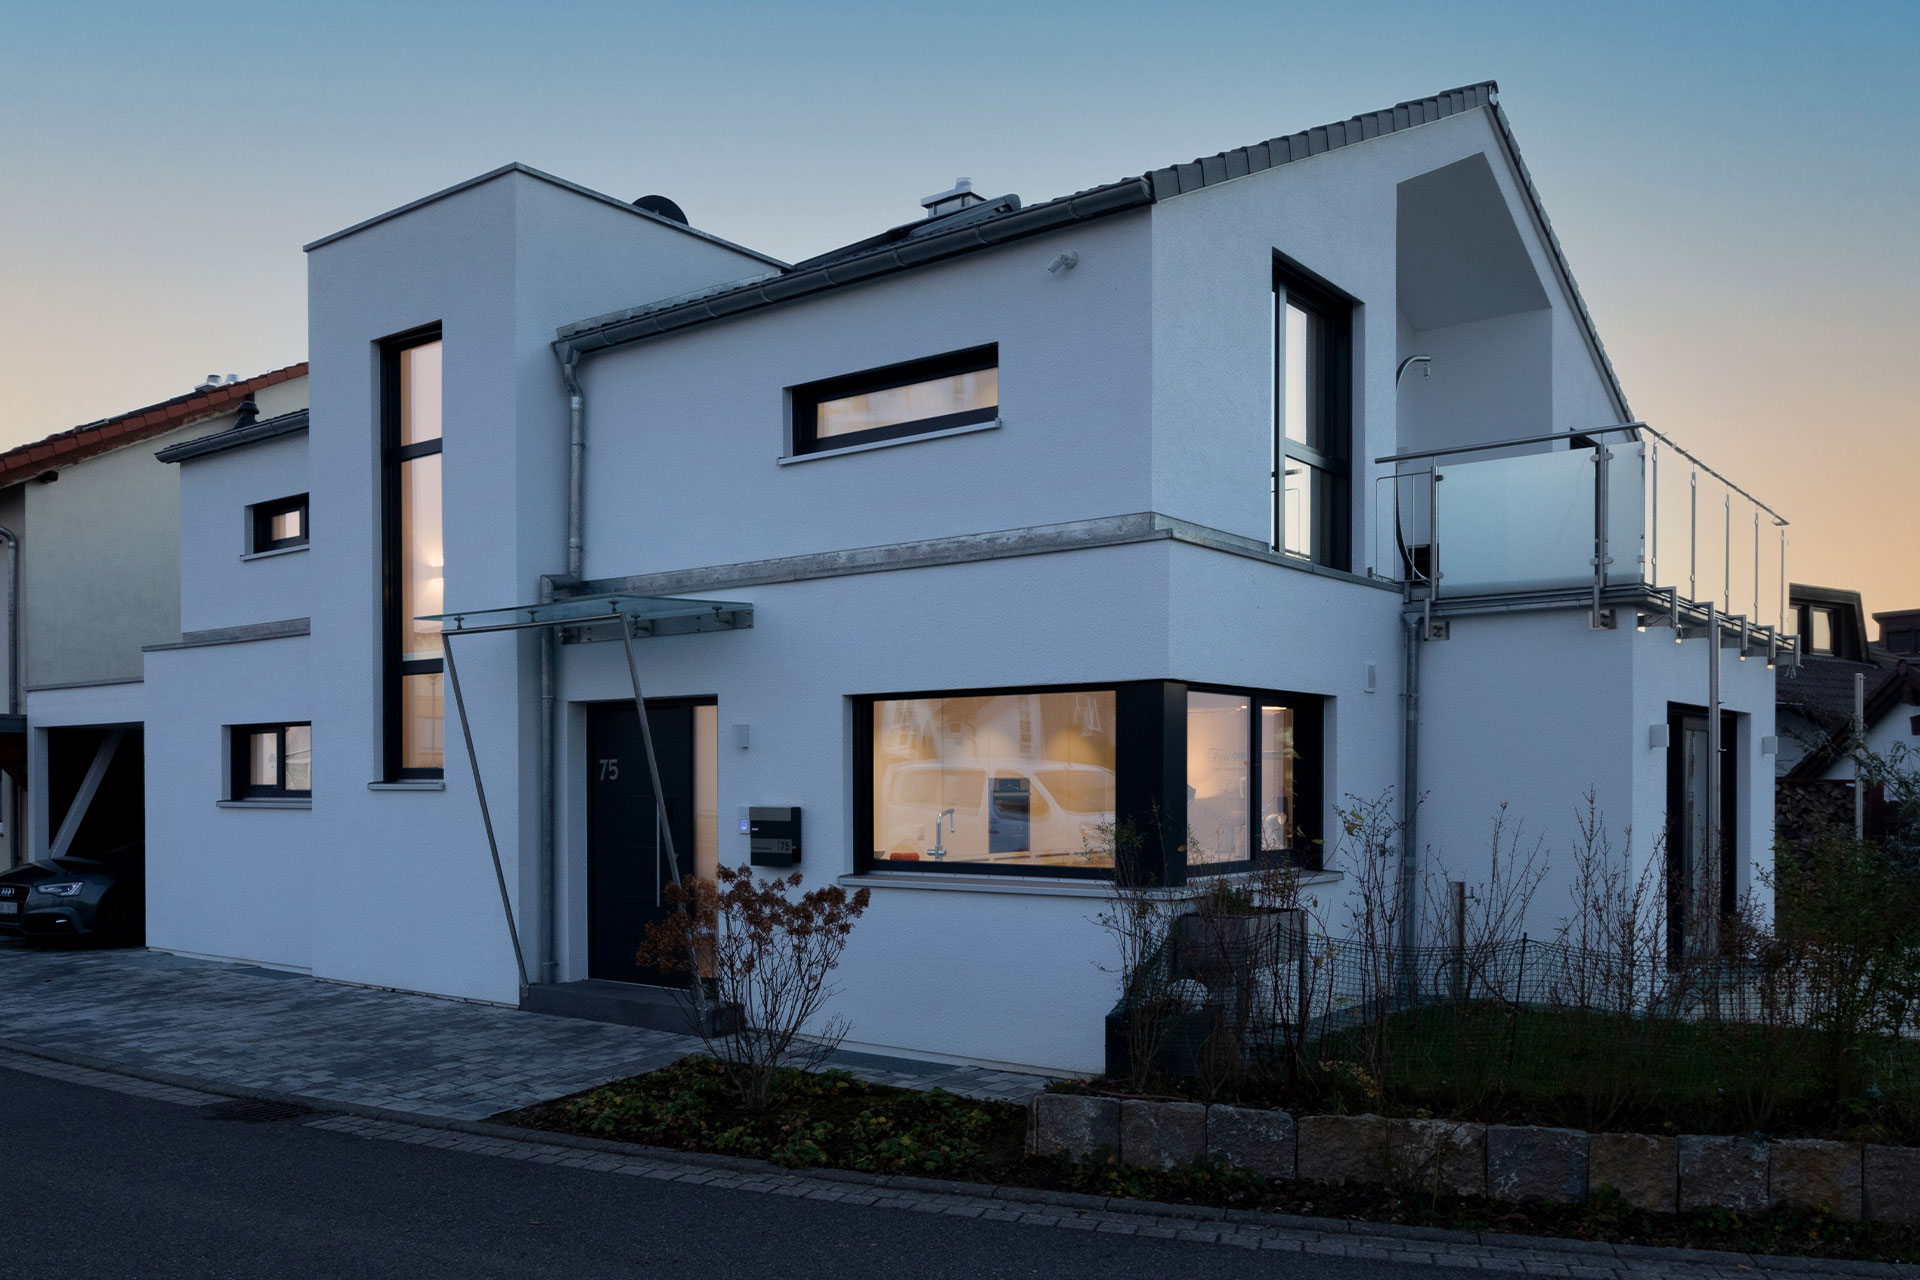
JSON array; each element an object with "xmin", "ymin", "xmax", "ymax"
[
  {"xmin": 1543, "ymin": 795, "xmax": 1685, "ymax": 1131},
  {"xmin": 1421, "ymin": 803, "xmax": 1546, "ymax": 1111},
  {"xmin": 1091, "ymin": 814, "xmax": 1186, "ymax": 1090},
  {"xmin": 1334, "ymin": 790, "xmax": 1416, "ymax": 1099},
  {"xmin": 638, "ymin": 865, "xmax": 870, "ymax": 1111}
]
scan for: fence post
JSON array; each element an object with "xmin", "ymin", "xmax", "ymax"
[{"xmin": 1450, "ymin": 880, "xmax": 1467, "ymax": 1005}]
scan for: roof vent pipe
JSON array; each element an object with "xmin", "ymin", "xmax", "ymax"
[{"xmin": 920, "ymin": 178, "xmax": 984, "ymax": 220}]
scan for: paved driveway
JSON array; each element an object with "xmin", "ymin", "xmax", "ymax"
[{"xmin": 0, "ymin": 942, "xmax": 1050, "ymax": 1119}]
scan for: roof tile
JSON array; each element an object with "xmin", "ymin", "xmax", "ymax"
[{"xmin": 0, "ymin": 363, "xmax": 307, "ymax": 489}]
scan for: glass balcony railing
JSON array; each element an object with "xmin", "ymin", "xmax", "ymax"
[{"xmin": 1373, "ymin": 424, "xmax": 1794, "ymax": 649}]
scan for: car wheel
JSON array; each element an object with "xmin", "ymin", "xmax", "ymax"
[{"xmin": 94, "ymin": 893, "xmax": 139, "ymax": 946}]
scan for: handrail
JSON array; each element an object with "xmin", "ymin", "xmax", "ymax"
[{"xmin": 1375, "ymin": 420, "xmax": 1791, "ymax": 528}]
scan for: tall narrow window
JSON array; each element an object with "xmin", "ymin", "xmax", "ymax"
[
  {"xmin": 1272, "ymin": 264, "xmax": 1352, "ymax": 570},
  {"xmin": 383, "ymin": 331, "xmax": 445, "ymax": 778}
]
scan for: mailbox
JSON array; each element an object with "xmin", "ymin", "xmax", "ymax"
[{"xmin": 749, "ymin": 806, "xmax": 802, "ymax": 868}]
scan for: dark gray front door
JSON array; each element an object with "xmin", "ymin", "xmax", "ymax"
[{"xmin": 587, "ymin": 702, "xmax": 697, "ymax": 986}]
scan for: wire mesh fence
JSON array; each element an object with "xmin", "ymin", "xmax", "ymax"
[{"xmin": 1105, "ymin": 910, "xmax": 1920, "ymax": 1136}]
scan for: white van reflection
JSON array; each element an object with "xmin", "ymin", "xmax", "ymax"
[{"xmin": 876, "ymin": 760, "xmax": 1116, "ymax": 866}]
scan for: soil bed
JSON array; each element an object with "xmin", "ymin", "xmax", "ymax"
[{"xmin": 495, "ymin": 1054, "xmax": 1920, "ymax": 1265}]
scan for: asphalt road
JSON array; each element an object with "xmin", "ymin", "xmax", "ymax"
[{"xmin": 0, "ymin": 1066, "xmax": 1467, "ymax": 1280}]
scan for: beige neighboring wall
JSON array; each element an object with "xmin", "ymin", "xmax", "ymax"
[{"xmin": 21, "ymin": 377, "xmax": 308, "ymax": 690}]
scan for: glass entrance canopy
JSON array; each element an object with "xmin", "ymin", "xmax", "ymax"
[{"xmin": 418, "ymin": 592, "xmax": 753, "ymax": 639}]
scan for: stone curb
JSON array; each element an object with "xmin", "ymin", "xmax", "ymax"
[{"xmin": 2, "ymin": 1036, "xmax": 1912, "ymax": 1277}]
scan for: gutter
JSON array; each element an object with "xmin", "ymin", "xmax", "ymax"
[{"xmin": 554, "ymin": 178, "xmax": 1154, "ymax": 360}]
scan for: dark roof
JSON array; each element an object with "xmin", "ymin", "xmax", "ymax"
[
  {"xmin": 156, "ymin": 408, "xmax": 309, "ymax": 465},
  {"xmin": 557, "ymin": 80, "xmax": 1645, "ymax": 419},
  {"xmin": 0, "ymin": 364, "xmax": 307, "ymax": 489},
  {"xmin": 1780, "ymin": 645, "xmax": 1920, "ymax": 778},
  {"xmin": 303, "ymin": 163, "xmax": 786, "ymax": 268}
]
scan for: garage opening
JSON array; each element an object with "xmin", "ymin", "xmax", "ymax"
[{"xmin": 39, "ymin": 724, "xmax": 145, "ymax": 942}]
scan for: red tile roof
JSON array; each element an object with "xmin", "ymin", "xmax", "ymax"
[{"xmin": 0, "ymin": 363, "xmax": 307, "ymax": 489}]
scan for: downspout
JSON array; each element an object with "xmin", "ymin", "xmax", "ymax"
[
  {"xmin": 0, "ymin": 527, "xmax": 17, "ymax": 717},
  {"xmin": 0, "ymin": 527, "xmax": 16, "ymax": 869},
  {"xmin": 563, "ymin": 348, "xmax": 586, "ymax": 581},
  {"xmin": 536, "ymin": 345, "xmax": 590, "ymax": 987},
  {"xmin": 1399, "ymin": 610, "xmax": 1422, "ymax": 975}
]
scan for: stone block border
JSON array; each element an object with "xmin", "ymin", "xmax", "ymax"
[{"xmin": 1030, "ymin": 1094, "xmax": 1908, "ymax": 1223}]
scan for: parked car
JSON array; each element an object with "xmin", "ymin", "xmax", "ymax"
[{"xmin": 0, "ymin": 843, "xmax": 144, "ymax": 943}]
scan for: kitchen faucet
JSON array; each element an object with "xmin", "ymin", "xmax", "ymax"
[{"xmin": 930, "ymin": 808, "xmax": 956, "ymax": 860}]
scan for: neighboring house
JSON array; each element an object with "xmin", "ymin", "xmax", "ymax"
[
  {"xmin": 1776, "ymin": 586, "xmax": 1920, "ymax": 787},
  {"xmin": 135, "ymin": 81, "xmax": 1789, "ymax": 1074},
  {"xmin": 0, "ymin": 367, "xmax": 307, "ymax": 875}
]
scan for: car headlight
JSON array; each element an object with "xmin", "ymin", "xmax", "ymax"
[{"xmin": 32, "ymin": 882, "xmax": 84, "ymax": 898}]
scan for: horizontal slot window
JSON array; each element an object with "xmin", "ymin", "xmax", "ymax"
[{"xmin": 793, "ymin": 346, "xmax": 997, "ymax": 455}]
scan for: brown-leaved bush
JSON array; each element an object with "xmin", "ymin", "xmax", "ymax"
[{"xmin": 638, "ymin": 865, "xmax": 871, "ymax": 1111}]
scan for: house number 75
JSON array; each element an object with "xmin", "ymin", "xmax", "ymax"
[{"xmin": 598, "ymin": 758, "xmax": 619, "ymax": 780}]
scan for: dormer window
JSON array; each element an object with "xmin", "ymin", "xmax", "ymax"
[{"xmin": 791, "ymin": 346, "xmax": 998, "ymax": 456}]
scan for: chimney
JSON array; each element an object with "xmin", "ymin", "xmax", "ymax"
[
  {"xmin": 231, "ymin": 397, "xmax": 259, "ymax": 431},
  {"xmin": 196, "ymin": 374, "xmax": 223, "ymax": 392},
  {"xmin": 920, "ymin": 178, "xmax": 984, "ymax": 220}
]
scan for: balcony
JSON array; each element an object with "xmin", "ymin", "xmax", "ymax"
[{"xmin": 1373, "ymin": 424, "xmax": 1796, "ymax": 660}]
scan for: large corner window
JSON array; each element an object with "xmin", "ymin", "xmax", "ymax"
[
  {"xmin": 382, "ymin": 329, "xmax": 445, "ymax": 779},
  {"xmin": 231, "ymin": 723, "xmax": 312, "ymax": 800},
  {"xmin": 1271, "ymin": 262, "xmax": 1353, "ymax": 569},
  {"xmin": 854, "ymin": 682, "xmax": 1323, "ymax": 881},
  {"xmin": 864, "ymin": 687, "xmax": 1116, "ymax": 875},
  {"xmin": 792, "ymin": 345, "xmax": 997, "ymax": 455}
]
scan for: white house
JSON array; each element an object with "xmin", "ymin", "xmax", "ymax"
[
  {"xmin": 137, "ymin": 82, "xmax": 1787, "ymax": 1074},
  {"xmin": 0, "ymin": 367, "xmax": 307, "ymax": 883}
]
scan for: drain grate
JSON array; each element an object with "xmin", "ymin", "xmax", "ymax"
[{"xmin": 202, "ymin": 1098, "xmax": 315, "ymax": 1123}]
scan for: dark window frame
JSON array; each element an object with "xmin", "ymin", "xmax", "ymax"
[
  {"xmin": 250, "ymin": 493, "xmax": 309, "ymax": 553},
  {"xmin": 1272, "ymin": 255, "xmax": 1355, "ymax": 571},
  {"xmin": 791, "ymin": 344, "xmax": 998, "ymax": 455},
  {"xmin": 231, "ymin": 722, "xmax": 312, "ymax": 800},
  {"xmin": 1181, "ymin": 682, "xmax": 1326, "ymax": 881},
  {"xmin": 851, "ymin": 679, "xmax": 1325, "ymax": 886},
  {"xmin": 381, "ymin": 324, "xmax": 444, "ymax": 781}
]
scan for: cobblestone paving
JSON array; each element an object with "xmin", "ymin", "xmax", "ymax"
[{"xmin": 0, "ymin": 944, "xmax": 1051, "ymax": 1119}]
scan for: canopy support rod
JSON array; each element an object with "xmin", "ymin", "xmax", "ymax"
[
  {"xmin": 441, "ymin": 633, "xmax": 530, "ymax": 995},
  {"xmin": 619, "ymin": 621, "xmax": 713, "ymax": 1028}
]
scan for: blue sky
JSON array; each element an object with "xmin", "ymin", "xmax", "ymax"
[{"xmin": 1, "ymin": 0, "xmax": 1914, "ymax": 610}]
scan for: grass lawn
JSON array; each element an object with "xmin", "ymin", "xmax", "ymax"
[
  {"xmin": 495, "ymin": 1054, "xmax": 1920, "ymax": 1265},
  {"xmin": 1123, "ymin": 1001, "xmax": 1920, "ymax": 1140}
]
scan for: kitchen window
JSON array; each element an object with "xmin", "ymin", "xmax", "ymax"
[
  {"xmin": 382, "ymin": 328, "xmax": 445, "ymax": 779},
  {"xmin": 1272, "ymin": 262, "xmax": 1353, "ymax": 570},
  {"xmin": 232, "ymin": 723, "xmax": 312, "ymax": 799},
  {"xmin": 250, "ymin": 494, "xmax": 308, "ymax": 553},
  {"xmin": 791, "ymin": 345, "xmax": 997, "ymax": 455},
  {"xmin": 854, "ymin": 681, "xmax": 1322, "ymax": 882}
]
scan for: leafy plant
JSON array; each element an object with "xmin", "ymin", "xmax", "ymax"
[{"xmin": 637, "ymin": 865, "xmax": 870, "ymax": 1111}]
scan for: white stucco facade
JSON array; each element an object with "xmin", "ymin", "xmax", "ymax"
[{"xmin": 131, "ymin": 91, "xmax": 1790, "ymax": 1073}]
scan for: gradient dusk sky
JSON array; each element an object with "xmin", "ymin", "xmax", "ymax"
[{"xmin": 1, "ymin": 1, "xmax": 1913, "ymax": 617}]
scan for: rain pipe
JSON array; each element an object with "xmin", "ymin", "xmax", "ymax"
[
  {"xmin": 0, "ymin": 527, "xmax": 16, "ymax": 867},
  {"xmin": 535, "ymin": 346, "xmax": 589, "ymax": 985}
]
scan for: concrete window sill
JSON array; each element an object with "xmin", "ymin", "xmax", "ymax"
[
  {"xmin": 776, "ymin": 418, "xmax": 1001, "ymax": 466},
  {"xmin": 367, "ymin": 780, "xmax": 445, "ymax": 792},
  {"xmin": 839, "ymin": 868, "xmax": 1341, "ymax": 899},
  {"xmin": 240, "ymin": 545, "xmax": 309, "ymax": 563},
  {"xmin": 216, "ymin": 798, "xmax": 312, "ymax": 810}
]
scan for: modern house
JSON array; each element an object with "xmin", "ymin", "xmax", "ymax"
[
  {"xmin": 127, "ymin": 82, "xmax": 1788, "ymax": 1074},
  {"xmin": 0, "ymin": 367, "xmax": 308, "ymax": 878},
  {"xmin": 1776, "ymin": 585, "xmax": 1918, "ymax": 788}
]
